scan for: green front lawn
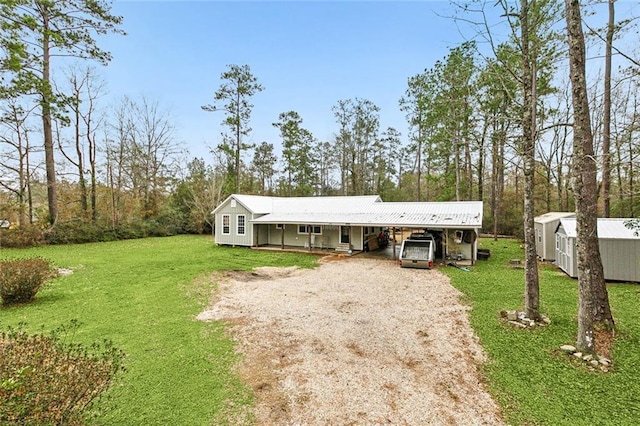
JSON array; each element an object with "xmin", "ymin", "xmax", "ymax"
[
  {"xmin": 443, "ymin": 238, "xmax": 640, "ymax": 425},
  {"xmin": 0, "ymin": 235, "xmax": 318, "ymax": 425},
  {"xmin": 2, "ymin": 235, "xmax": 639, "ymax": 424}
]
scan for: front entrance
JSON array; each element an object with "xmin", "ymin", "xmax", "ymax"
[{"xmin": 340, "ymin": 226, "xmax": 351, "ymax": 244}]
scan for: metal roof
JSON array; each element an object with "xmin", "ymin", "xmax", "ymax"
[
  {"xmin": 251, "ymin": 200, "xmax": 483, "ymax": 229},
  {"xmin": 558, "ymin": 218, "xmax": 640, "ymax": 240},
  {"xmin": 211, "ymin": 194, "xmax": 382, "ymax": 216},
  {"xmin": 535, "ymin": 211, "xmax": 575, "ymax": 224}
]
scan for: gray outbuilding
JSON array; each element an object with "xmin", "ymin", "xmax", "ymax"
[
  {"xmin": 534, "ymin": 212, "xmax": 575, "ymax": 261},
  {"xmin": 555, "ymin": 218, "xmax": 640, "ymax": 282}
]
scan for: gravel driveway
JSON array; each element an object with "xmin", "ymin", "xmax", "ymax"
[{"xmin": 198, "ymin": 257, "xmax": 503, "ymax": 425}]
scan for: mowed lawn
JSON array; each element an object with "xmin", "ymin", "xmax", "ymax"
[
  {"xmin": 0, "ymin": 235, "xmax": 318, "ymax": 425},
  {"xmin": 2, "ymin": 235, "xmax": 640, "ymax": 424},
  {"xmin": 444, "ymin": 238, "xmax": 640, "ymax": 425}
]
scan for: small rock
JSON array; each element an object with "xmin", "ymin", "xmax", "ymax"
[
  {"xmin": 600, "ymin": 366, "xmax": 610, "ymax": 373},
  {"xmin": 582, "ymin": 354, "xmax": 594, "ymax": 362},
  {"xmin": 506, "ymin": 310, "xmax": 517, "ymax": 321},
  {"xmin": 508, "ymin": 320, "xmax": 527, "ymax": 328},
  {"xmin": 590, "ymin": 360, "xmax": 599, "ymax": 367},
  {"xmin": 57, "ymin": 268, "xmax": 73, "ymax": 276},
  {"xmin": 573, "ymin": 352, "xmax": 583, "ymax": 358},
  {"xmin": 541, "ymin": 316, "xmax": 551, "ymax": 325},
  {"xmin": 509, "ymin": 259, "xmax": 522, "ymax": 265},
  {"xmin": 517, "ymin": 311, "xmax": 526, "ymax": 320},
  {"xmin": 560, "ymin": 345, "xmax": 576, "ymax": 353},
  {"xmin": 598, "ymin": 357, "xmax": 611, "ymax": 366}
]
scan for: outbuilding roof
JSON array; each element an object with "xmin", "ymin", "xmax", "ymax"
[
  {"xmin": 535, "ymin": 211, "xmax": 575, "ymax": 224},
  {"xmin": 558, "ymin": 218, "xmax": 640, "ymax": 240}
]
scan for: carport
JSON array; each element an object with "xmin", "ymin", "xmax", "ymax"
[{"xmin": 250, "ymin": 200, "xmax": 483, "ymax": 264}]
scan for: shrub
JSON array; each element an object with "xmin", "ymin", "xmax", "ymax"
[
  {"xmin": 0, "ymin": 322, "xmax": 126, "ymax": 425},
  {"xmin": 0, "ymin": 226, "xmax": 44, "ymax": 248},
  {"xmin": 0, "ymin": 257, "xmax": 53, "ymax": 305}
]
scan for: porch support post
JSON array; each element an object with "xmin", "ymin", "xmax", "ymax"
[
  {"xmin": 280, "ymin": 225, "xmax": 284, "ymax": 249},
  {"xmin": 308, "ymin": 226, "xmax": 312, "ymax": 252}
]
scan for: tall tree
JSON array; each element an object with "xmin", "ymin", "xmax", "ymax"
[
  {"xmin": 273, "ymin": 111, "xmax": 316, "ymax": 196},
  {"xmin": 0, "ymin": 0, "xmax": 124, "ymax": 224},
  {"xmin": 251, "ymin": 141, "xmax": 276, "ymax": 195},
  {"xmin": 108, "ymin": 96, "xmax": 182, "ymax": 219},
  {"xmin": 0, "ymin": 98, "xmax": 38, "ymax": 226},
  {"xmin": 601, "ymin": 0, "xmax": 616, "ymax": 217},
  {"xmin": 520, "ymin": 0, "xmax": 541, "ymax": 321},
  {"xmin": 58, "ymin": 66, "xmax": 105, "ymax": 220},
  {"xmin": 400, "ymin": 71, "xmax": 434, "ymax": 201},
  {"xmin": 202, "ymin": 64, "xmax": 264, "ymax": 193},
  {"xmin": 565, "ymin": 0, "xmax": 615, "ymax": 352},
  {"xmin": 331, "ymin": 98, "xmax": 380, "ymax": 195}
]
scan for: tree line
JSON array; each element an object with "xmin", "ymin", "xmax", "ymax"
[{"xmin": 0, "ymin": 0, "xmax": 636, "ymax": 353}]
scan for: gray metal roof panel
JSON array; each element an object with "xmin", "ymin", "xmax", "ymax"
[
  {"xmin": 535, "ymin": 212, "xmax": 575, "ymax": 224},
  {"xmin": 558, "ymin": 218, "xmax": 640, "ymax": 240}
]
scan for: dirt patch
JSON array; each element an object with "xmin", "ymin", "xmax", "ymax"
[{"xmin": 198, "ymin": 258, "xmax": 503, "ymax": 425}]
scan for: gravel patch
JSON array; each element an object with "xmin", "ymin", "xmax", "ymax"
[{"xmin": 197, "ymin": 257, "xmax": 503, "ymax": 425}]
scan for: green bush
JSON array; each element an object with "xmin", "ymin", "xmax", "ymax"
[
  {"xmin": 0, "ymin": 226, "xmax": 45, "ymax": 248},
  {"xmin": 0, "ymin": 257, "xmax": 53, "ymax": 305},
  {"xmin": 43, "ymin": 218, "xmax": 185, "ymax": 245},
  {"xmin": 0, "ymin": 322, "xmax": 125, "ymax": 425}
]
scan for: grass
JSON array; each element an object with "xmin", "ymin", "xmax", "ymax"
[
  {"xmin": 443, "ymin": 238, "xmax": 640, "ymax": 425},
  {"xmin": 0, "ymin": 235, "xmax": 318, "ymax": 425},
  {"xmin": 3, "ymin": 235, "xmax": 639, "ymax": 425}
]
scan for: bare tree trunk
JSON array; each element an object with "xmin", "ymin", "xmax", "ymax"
[
  {"xmin": 74, "ymin": 92, "xmax": 88, "ymax": 215},
  {"xmin": 601, "ymin": 0, "xmax": 615, "ymax": 217},
  {"xmin": 41, "ymin": 11, "xmax": 58, "ymax": 224},
  {"xmin": 521, "ymin": 0, "xmax": 541, "ymax": 321},
  {"xmin": 416, "ymin": 126, "xmax": 422, "ymax": 201},
  {"xmin": 565, "ymin": 0, "xmax": 615, "ymax": 352}
]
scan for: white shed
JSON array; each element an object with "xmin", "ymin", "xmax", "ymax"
[
  {"xmin": 534, "ymin": 212, "xmax": 575, "ymax": 261},
  {"xmin": 555, "ymin": 218, "xmax": 640, "ymax": 282}
]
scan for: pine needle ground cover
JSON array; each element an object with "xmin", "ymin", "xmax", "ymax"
[
  {"xmin": 0, "ymin": 235, "xmax": 318, "ymax": 425},
  {"xmin": 443, "ymin": 238, "xmax": 640, "ymax": 425}
]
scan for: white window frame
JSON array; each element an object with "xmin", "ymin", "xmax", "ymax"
[
  {"xmin": 237, "ymin": 214, "xmax": 246, "ymax": 236},
  {"xmin": 297, "ymin": 224, "xmax": 322, "ymax": 235},
  {"xmin": 276, "ymin": 224, "xmax": 284, "ymax": 229},
  {"xmin": 222, "ymin": 214, "xmax": 230, "ymax": 235}
]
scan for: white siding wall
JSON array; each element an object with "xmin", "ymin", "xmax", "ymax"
[
  {"xmin": 556, "ymin": 230, "xmax": 577, "ymax": 278},
  {"xmin": 214, "ymin": 201, "xmax": 254, "ymax": 246},
  {"xmin": 266, "ymin": 224, "xmax": 341, "ymax": 249},
  {"xmin": 543, "ymin": 221, "xmax": 559, "ymax": 260},
  {"xmin": 600, "ymin": 239, "xmax": 640, "ymax": 282}
]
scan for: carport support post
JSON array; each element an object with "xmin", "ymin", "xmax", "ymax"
[{"xmin": 392, "ymin": 227, "xmax": 397, "ymax": 260}]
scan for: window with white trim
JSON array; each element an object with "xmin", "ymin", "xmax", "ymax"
[
  {"xmin": 222, "ymin": 215, "xmax": 230, "ymax": 235},
  {"xmin": 298, "ymin": 225, "xmax": 322, "ymax": 235},
  {"xmin": 276, "ymin": 224, "xmax": 284, "ymax": 229},
  {"xmin": 237, "ymin": 214, "xmax": 246, "ymax": 235}
]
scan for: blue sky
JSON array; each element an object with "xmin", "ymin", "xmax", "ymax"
[
  {"xmin": 99, "ymin": 1, "xmax": 479, "ymax": 161},
  {"xmin": 97, "ymin": 1, "xmax": 638, "ymax": 163}
]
